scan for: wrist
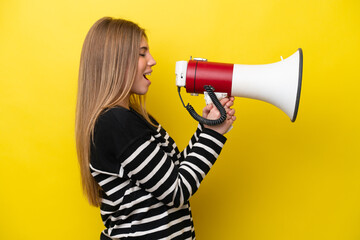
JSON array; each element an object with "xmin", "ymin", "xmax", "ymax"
[
  {"xmin": 203, "ymin": 124, "xmax": 224, "ymax": 135},
  {"xmin": 202, "ymin": 127, "xmax": 228, "ymax": 142}
]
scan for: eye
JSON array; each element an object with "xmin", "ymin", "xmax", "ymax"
[{"xmin": 139, "ymin": 54, "xmax": 146, "ymax": 57}]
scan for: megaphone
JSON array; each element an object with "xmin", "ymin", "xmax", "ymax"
[{"xmin": 175, "ymin": 48, "xmax": 303, "ymax": 124}]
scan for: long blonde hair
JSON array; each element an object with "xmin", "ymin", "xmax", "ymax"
[{"xmin": 75, "ymin": 17, "xmax": 153, "ymax": 206}]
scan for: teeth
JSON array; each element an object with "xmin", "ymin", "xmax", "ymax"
[{"xmin": 144, "ymin": 72, "xmax": 151, "ymax": 76}]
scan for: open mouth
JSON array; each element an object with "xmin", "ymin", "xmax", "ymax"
[{"xmin": 143, "ymin": 72, "xmax": 151, "ymax": 80}]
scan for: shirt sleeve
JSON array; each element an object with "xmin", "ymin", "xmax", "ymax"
[{"xmin": 117, "ymin": 126, "xmax": 226, "ymax": 208}]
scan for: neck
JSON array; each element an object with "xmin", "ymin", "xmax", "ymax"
[{"xmin": 115, "ymin": 95, "xmax": 130, "ymax": 110}]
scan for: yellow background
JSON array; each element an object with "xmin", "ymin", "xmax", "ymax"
[{"xmin": 1, "ymin": 0, "xmax": 359, "ymax": 239}]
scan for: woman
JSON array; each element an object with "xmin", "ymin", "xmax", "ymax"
[{"xmin": 75, "ymin": 17, "xmax": 236, "ymax": 239}]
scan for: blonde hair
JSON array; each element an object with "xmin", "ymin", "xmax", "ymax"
[{"xmin": 75, "ymin": 17, "xmax": 153, "ymax": 206}]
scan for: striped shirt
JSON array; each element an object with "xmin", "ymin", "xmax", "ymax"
[{"xmin": 90, "ymin": 107, "xmax": 227, "ymax": 239}]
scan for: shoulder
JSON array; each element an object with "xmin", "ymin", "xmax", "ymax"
[
  {"xmin": 91, "ymin": 107, "xmax": 156, "ymax": 168},
  {"xmin": 94, "ymin": 106, "xmax": 156, "ymax": 144},
  {"xmin": 97, "ymin": 107, "xmax": 138, "ymax": 126},
  {"xmin": 91, "ymin": 107, "xmax": 158, "ymax": 173},
  {"xmin": 95, "ymin": 107, "xmax": 151, "ymax": 135}
]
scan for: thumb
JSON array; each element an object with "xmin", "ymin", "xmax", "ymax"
[{"xmin": 202, "ymin": 104, "xmax": 213, "ymax": 118}]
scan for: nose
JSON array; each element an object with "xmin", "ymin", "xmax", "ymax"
[{"xmin": 147, "ymin": 54, "xmax": 156, "ymax": 67}]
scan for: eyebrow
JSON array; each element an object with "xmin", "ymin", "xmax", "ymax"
[{"xmin": 140, "ymin": 46, "xmax": 148, "ymax": 50}]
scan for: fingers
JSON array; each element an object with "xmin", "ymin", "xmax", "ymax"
[
  {"xmin": 225, "ymin": 101, "xmax": 234, "ymax": 109},
  {"xmin": 226, "ymin": 109, "xmax": 235, "ymax": 121},
  {"xmin": 220, "ymin": 97, "xmax": 235, "ymax": 109},
  {"xmin": 224, "ymin": 98, "xmax": 235, "ymax": 115},
  {"xmin": 225, "ymin": 98, "xmax": 235, "ymax": 121},
  {"xmin": 204, "ymin": 97, "xmax": 235, "ymax": 120},
  {"xmin": 227, "ymin": 114, "xmax": 236, "ymax": 121},
  {"xmin": 227, "ymin": 108, "xmax": 235, "ymax": 116},
  {"xmin": 219, "ymin": 97, "xmax": 230, "ymax": 106}
]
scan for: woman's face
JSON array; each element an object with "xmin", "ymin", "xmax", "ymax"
[{"xmin": 131, "ymin": 36, "xmax": 156, "ymax": 95}]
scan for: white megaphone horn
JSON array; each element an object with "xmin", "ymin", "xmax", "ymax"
[{"xmin": 175, "ymin": 48, "xmax": 303, "ymax": 125}]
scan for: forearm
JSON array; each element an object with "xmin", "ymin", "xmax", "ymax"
[{"xmin": 181, "ymin": 123, "xmax": 204, "ymax": 159}]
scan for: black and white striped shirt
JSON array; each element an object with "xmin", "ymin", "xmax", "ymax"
[{"xmin": 90, "ymin": 107, "xmax": 227, "ymax": 239}]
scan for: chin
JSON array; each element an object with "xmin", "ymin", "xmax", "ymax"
[
  {"xmin": 131, "ymin": 78, "xmax": 151, "ymax": 95},
  {"xmin": 133, "ymin": 88, "xmax": 149, "ymax": 95},
  {"xmin": 139, "ymin": 90, "xmax": 148, "ymax": 95}
]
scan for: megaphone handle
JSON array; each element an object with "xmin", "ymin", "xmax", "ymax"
[
  {"xmin": 204, "ymin": 92, "xmax": 233, "ymax": 133},
  {"xmin": 204, "ymin": 92, "xmax": 228, "ymax": 105},
  {"xmin": 181, "ymin": 85, "xmax": 227, "ymax": 126}
]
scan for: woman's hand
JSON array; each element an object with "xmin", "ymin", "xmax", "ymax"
[{"xmin": 202, "ymin": 97, "xmax": 236, "ymax": 135}]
